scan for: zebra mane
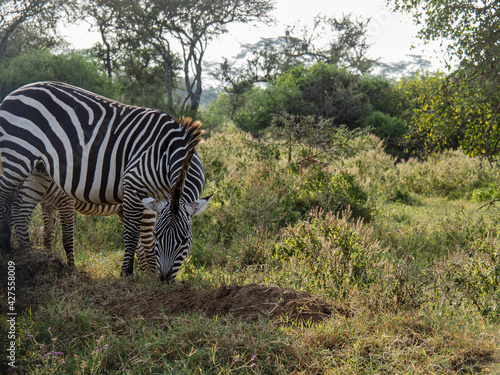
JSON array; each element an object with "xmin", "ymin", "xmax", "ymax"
[
  {"xmin": 170, "ymin": 117, "xmax": 204, "ymax": 215},
  {"xmin": 176, "ymin": 116, "xmax": 204, "ymax": 148}
]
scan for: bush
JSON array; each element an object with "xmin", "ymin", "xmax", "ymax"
[
  {"xmin": 289, "ymin": 166, "xmax": 370, "ymax": 220},
  {"xmin": 360, "ymin": 111, "xmax": 407, "ymax": 156},
  {"xmin": 396, "ymin": 151, "xmax": 498, "ymax": 198},
  {"xmin": 0, "ymin": 50, "xmax": 115, "ymax": 100},
  {"xmin": 271, "ymin": 209, "xmax": 386, "ymax": 296},
  {"xmin": 430, "ymin": 231, "xmax": 500, "ymax": 320},
  {"xmin": 191, "ymin": 130, "xmax": 373, "ymax": 269},
  {"xmin": 472, "ymin": 183, "xmax": 500, "ymax": 203},
  {"xmin": 344, "ymin": 143, "xmax": 499, "ymax": 200}
]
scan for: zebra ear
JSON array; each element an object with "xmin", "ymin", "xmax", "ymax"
[
  {"xmin": 185, "ymin": 193, "xmax": 214, "ymax": 217},
  {"xmin": 142, "ymin": 197, "xmax": 168, "ymax": 213}
]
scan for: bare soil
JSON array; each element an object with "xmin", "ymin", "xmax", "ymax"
[
  {"xmin": 1, "ymin": 248, "xmax": 334, "ymax": 323},
  {"xmin": 104, "ymin": 283, "xmax": 333, "ymax": 322}
]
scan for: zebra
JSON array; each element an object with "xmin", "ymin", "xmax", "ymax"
[
  {"xmin": 8, "ymin": 164, "xmax": 157, "ymax": 271},
  {"xmin": 0, "ymin": 81, "xmax": 213, "ymax": 281}
]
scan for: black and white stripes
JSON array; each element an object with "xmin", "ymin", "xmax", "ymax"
[
  {"xmin": 0, "ymin": 81, "xmax": 211, "ymax": 280},
  {"xmin": 8, "ymin": 165, "xmax": 157, "ymax": 271}
]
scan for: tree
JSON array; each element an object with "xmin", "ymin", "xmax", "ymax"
[
  {"xmin": 0, "ymin": 50, "xmax": 114, "ymax": 100},
  {"xmin": 82, "ymin": 0, "xmax": 183, "ymax": 109},
  {"xmin": 222, "ymin": 62, "xmax": 407, "ymax": 151},
  {"xmin": 271, "ymin": 112, "xmax": 367, "ymax": 165},
  {"xmin": 390, "ymin": 0, "xmax": 500, "ymax": 163},
  {"xmin": 170, "ymin": 0, "xmax": 274, "ymax": 113},
  {"xmin": 214, "ymin": 14, "xmax": 375, "ymax": 91},
  {"xmin": 0, "ymin": 0, "xmax": 74, "ymax": 60},
  {"xmin": 378, "ymin": 54, "xmax": 432, "ymax": 80},
  {"xmin": 84, "ymin": 0, "xmax": 274, "ymax": 113}
]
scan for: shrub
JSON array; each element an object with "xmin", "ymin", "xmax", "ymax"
[
  {"xmin": 360, "ymin": 111, "xmax": 407, "ymax": 156},
  {"xmin": 472, "ymin": 183, "xmax": 500, "ymax": 203},
  {"xmin": 271, "ymin": 209, "xmax": 386, "ymax": 297},
  {"xmin": 345, "ymin": 144, "xmax": 499, "ymax": 200},
  {"xmin": 431, "ymin": 232, "xmax": 500, "ymax": 320},
  {"xmin": 396, "ymin": 151, "xmax": 498, "ymax": 198},
  {"xmin": 0, "ymin": 50, "xmax": 115, "ymax": 100}
]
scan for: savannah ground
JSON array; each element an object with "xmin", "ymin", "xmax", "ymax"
[{"xmin": 1, "ymin": 130, "xmax": 499, "ymax": 374}]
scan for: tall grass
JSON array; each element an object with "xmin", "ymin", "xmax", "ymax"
[{"xmin": 1, "ymin": 130, "xmax": 499, "ymax": 374}]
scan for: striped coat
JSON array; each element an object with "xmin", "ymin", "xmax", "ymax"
[
  {"xmin": 9, "ymin": 164, "xmax": 156, "ymax": 271},
  {"xmin": 0, "ymin": 81, "xmax": 211, "ymax": 280}
]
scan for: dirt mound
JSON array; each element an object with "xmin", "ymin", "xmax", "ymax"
[
  {"xmin": 1, "ymin": 248, "xmax": 334, "ymax": 323},
  {"xmin": 0, "ymin": 248, "xmax": 74, "ymax": 313},
  {"xmin": 105, "ymin": 284, "xmax": 333, "ymax": 322}
]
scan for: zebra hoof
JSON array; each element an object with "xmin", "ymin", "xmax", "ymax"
[
  {"xmin": 0, "ymin": 228, "xmax": 12, "ymax": 253},
  {"xmin": 120, "ymin": 269, "xmax": 134, "ymax": 278}
]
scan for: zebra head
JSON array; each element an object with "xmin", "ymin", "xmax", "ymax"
[
  {"xmin": 142, "ymin": 193, "xmax": 213, "ymax": 282},
  {"xmin": 142, "ymin": 144, "xmax": 213, "ymax": 282}
]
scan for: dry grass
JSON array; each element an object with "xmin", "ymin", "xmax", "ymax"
[{"xmin": 1, "ymin": 132, "xmax": 500, "ymax": 374}]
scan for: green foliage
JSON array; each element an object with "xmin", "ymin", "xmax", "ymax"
[
  {"xmin": 393, "ymin": 71, "xmax": 445, "ymax": 157},
  {"xmin": 401, "ymin": 72, "xmax": 500, "ymax": 162},
  {"xmin": 274, "ymin": 63, "xmax": 369, "ymax": 127},
  {"xmin": 391, "ymin": 1, "xmax": 500, "ymax": 163},
  {"xmin": 272, "ymin": 209, "xmax": 384, "ymax": 295},
  {"xmin": 0, "ymin": 0, "xmax": 73, "ymax": 61},
  {"xmin": 214, "ymin": 62, "xmax": 410, "ymax": 157},
  {"xmin": 430, "ymin": 225, "xmax": 500, "ymax": 320},
  {"xmin": 0, "ymin": 50, "xmax": 115, "ymax": 100},
  {"xmin": 270, "ymin": 112, "xmax": 368, "ymax": 163},
  {"xmin": 391, "ymin": 0, "xmax": 500, "ymax": 72},
  {"xmin": 359, "ymin": 111, "xmax": 406, "ymax": 156},
  {"xmin": 3, "ymin": 129, "xmax": 500, "ymax": 374},
  {"xmin": 472, "ymin": 183, "xmax": 500, "ymax": 203},
  {"xmin": 344, "ymin": 140, "xmax": 499, "ymax": 200},
  {"xmin": 232, "ymin": 84, "xmax": 303, "ymax": 133}
]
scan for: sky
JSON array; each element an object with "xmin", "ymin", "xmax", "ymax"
[{"xmin": 63, "ymin": 0, "xmax": 448, "ymax": 73}]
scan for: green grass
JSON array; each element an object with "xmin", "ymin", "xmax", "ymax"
[{"xmin": 1, "ymin": 130, "xmax": 500, "ymax": 374}]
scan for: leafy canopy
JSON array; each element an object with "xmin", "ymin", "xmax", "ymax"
[{"xmin": 390, "ymin": 0, "xmax": 500, "ymax": 163}]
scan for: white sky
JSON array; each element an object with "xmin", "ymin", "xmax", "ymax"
[{"xmin": 63, "ymin": 0, "xmax": 448, "ymax": 72}]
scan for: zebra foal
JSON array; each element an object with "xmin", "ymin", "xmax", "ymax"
[{"xmin": 0, "ymin": 81, "xmax": 212, "ymax": 281}]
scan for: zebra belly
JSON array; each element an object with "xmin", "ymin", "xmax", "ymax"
[{"xmin": 74, "ymin": 201, "xmax": 122, "ymax": 217}]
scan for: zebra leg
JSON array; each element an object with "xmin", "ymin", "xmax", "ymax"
[
  {"xmin": 139, "ymin": 209, "xmax": 157, "ymax": 272},
  {"xmin": 11, "ymin": 166, "xmax": 52, "ymax": 248},
  {"xmin": 41, "ymin": 204, "xmax": 57, "ymax": 250},
  {"xmin": 0, "ymin": 155, "xmax": 34, "ymax": 251},
  {"xmin": 120, "ymin": 189, "xmax": 144, "ymax": 277},
  {"xmin": 57, "ymin": 196, "xmax": 76, "ymax": 268},
  {"xmin": 117, "ymin": 209, "xmax": 149, "ymax": 273}
]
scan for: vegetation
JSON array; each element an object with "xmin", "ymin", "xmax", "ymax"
[
  {"xmin": 391, "ymin": 0, "xmax": 500, "ymax": 163},
  {"xmin": 1, "ymin": 0, "xmax": 500, "ymax": 373},
  {"xmin": 0, "ymin": 50, "xmax": 115, "ymax": 100},
  {"xmin": 1, "ymin": 129, "xmax": 499, "ymax": 374}
]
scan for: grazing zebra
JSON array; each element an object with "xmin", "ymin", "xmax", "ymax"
[
  {"xmin": 0, "ymin": 81, "xmax": 212, "ymax": 281},
  {"xmin": 8, "ymin": 164, "xmax": 157, "ymax": 271}
]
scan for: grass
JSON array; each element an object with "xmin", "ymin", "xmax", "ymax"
[{"xmin": 1, "ymin": 130, "xmax": 500, "ymax": 374}]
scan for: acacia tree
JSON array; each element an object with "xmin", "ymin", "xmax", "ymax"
[
  {"xmin": 0, "ymin": 0, "xmax": 74, "ymax": 60},
  {"xmin": 85, "ymin": 0, "xmax": 274, "ymax": 112},
  {"xmin": 390, "ymin": 0, "xmax": 500, "ymax": 163},
  {"xmin": 214, "ymin": 14, "xmax": 374, "ymax": 92},
  {"xmin": 170, "ymin": 0, "xmax": 274, "ymax": 112},
  {"xmin": 271, "ymin": 112, "xmax": 367, "ymax": 165}
]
